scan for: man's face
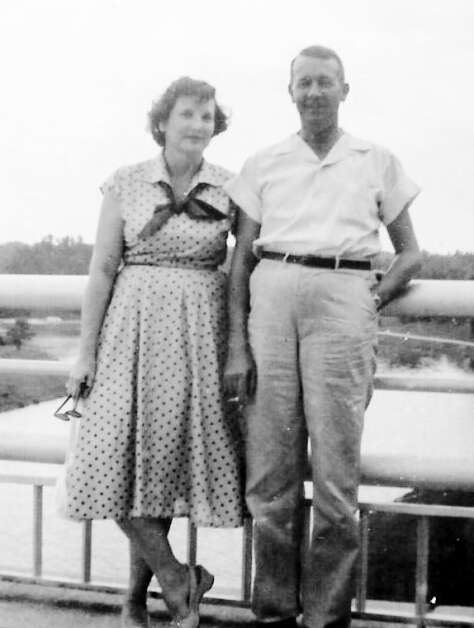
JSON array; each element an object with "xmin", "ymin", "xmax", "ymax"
[{"xmin": 289, "ymin": 55, "xmax": 349, "ymax": 128}]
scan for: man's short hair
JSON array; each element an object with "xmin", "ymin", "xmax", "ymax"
[{"xmin": 289, "ymin": 45, "xmax": 346, "ymax": 84}]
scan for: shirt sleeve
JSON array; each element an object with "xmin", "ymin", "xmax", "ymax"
[
  {"xmin": 223, "ymin": 154, "xmax": 263, "ymax": 223},
  {"xmin": 379, "ymin": 152, "xmax": 420, "ymax": 226}
]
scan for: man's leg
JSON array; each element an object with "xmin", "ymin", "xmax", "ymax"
[
  {"xmin": 298, "ymin": 269, "xmax": 377, "ymax": 628},
  {"xmin": 246, "ymin": 260, "xmax": 307, "ymax": 622}
]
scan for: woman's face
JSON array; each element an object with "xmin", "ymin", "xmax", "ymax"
[{"xmin": 160, "ymin": 95, "xmax": 216, "ymax": 157}]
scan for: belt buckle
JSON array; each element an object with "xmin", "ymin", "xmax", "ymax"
[
  {"xmin": 334, "ymin": 255, "xmax": 340, "ymax": 270},
  {"xmin": 283, "ymin": 252, "xmax": 290, "ymax": 263}
]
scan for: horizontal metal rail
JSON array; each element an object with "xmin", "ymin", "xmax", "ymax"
[
  {"xmin": 1, "ymin": 358, "xmax": 473, "ymax": 395},
  {"xmin": 0, "ymin": 275, "xmax": 473, "ymax": 317}
]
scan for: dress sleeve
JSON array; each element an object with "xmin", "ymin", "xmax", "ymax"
[
  {"xmin": 378, "ymin": 153, "xmax": 420, "ymax": 225},
  {"xmin": 224, "ymin": 154, "xmax": 263, "ymax": 223},
  {"xmin": 100, "ymin": 169, "xmax": 123, "ymax": 201}
]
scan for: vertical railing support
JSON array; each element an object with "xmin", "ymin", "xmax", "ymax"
[
  {"xmin": 81, "ymin": 520, "xmax": 92, "ymax": 583},
  {"xmin": 300, "ymin": 499, "xmax": 312, "ymax": 574},
  {"xmin": 415, "ymin": 515, "xmax": 430, "ymax": 628},
  {"xmin": 32, "ymin": 485, "xmax": 43, "ymax": 577},
  {"xmin": 187, "ymin": 520, "xmax": 197, "ymax": 566},
  {"xmin": 356, "ymin": 506, "xmax": 369, "ymax": 612},
  {"xmin": 241, "ymin": 518, "xmax": 253, "ymax": 602}
]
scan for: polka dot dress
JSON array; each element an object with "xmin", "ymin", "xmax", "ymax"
[{"xmin": 66, "ymin": 155, "xmax": 245, "ymax": 527}]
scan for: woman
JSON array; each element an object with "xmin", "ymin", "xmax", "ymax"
[{"xmin": 65, "ymin": 77, "xmax": 245, "ymax": 628}]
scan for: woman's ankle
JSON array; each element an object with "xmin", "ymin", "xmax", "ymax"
[{"xmin": 161, "ymin": 564, "xmax": 190, "ymax": 615}]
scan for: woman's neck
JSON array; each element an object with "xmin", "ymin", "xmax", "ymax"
[{"xmin": 163, "ymin": 146, "xmax": 202, "ymax": 178}]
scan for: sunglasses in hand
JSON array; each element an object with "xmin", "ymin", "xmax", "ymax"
[{"xmin": 54, "ymin": 395, "xmax": 82, "ymax": 421}]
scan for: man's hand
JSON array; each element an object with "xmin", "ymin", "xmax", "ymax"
[{"xmin": 224, "ymin": 346, "xmax": 256, "ymax": 408}]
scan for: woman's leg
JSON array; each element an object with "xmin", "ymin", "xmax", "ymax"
[
  {"xmin": 121, "ymin": 536, "xmax": 156, "ymax": 627},
  {"xmin": 127, "ymin": 538, "xmax": 155, "ymax": 603},
  {"xmin": 117, "ymin": 517, "xmax": 190, "ymax": 618}
]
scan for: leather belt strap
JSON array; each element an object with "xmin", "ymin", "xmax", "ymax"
[{"xmin": 259, "ymin": 250, "xmax": 371, "ymax": 271}]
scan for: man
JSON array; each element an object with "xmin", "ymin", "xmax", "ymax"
[{"xmin": 224, "ymin": 45, "xmax": 421, "ymax": 628}]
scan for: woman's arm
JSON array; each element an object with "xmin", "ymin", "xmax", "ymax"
[
  {"xmin": 375, "ymin": 207, "xmax": 422, "ymax": 309},
  {"xmin": 223, "ymin": 209, "xmax": 260, "ymax": 403},
  {"xmin": 67, "ymin": 192, "xmax": 124, "ymax": 398}
]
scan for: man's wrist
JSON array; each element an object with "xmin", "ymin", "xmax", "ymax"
[{"xmin": 228, "ymin": 336, "xmax": 250, "ymax": 351}]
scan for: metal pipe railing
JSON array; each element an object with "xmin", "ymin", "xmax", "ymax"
[
  {"xmin": 0, "ymin": 275, "xmax": 473, "ymax": 317},
  {"xmin": 2, "ymin": 474, "xmax": 474, "ymax": 626}
]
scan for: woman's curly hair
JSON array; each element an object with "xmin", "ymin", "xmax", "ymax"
[{"xmin": 148, "ymin": 76, "xmax": 229, "ymax": 146}]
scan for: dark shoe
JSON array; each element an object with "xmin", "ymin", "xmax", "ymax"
[
  {"xmin": 170, "ymin": 564, "xmax": 214, "ymax": 628},
  {"xmin": 255, "ymin": 618, "xmax": 298, "ymax": 628}
]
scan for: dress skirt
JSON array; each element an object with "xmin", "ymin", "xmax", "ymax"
[{"xmin": 66, "ymin": 264, "xmax": 245, "ymax": 527}]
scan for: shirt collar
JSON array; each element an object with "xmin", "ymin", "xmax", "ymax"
[
  {"xmin": 322, "ymin": 132, "xmax": 372, "ymax": 166},
  {"xmin": 274, "ymin": 131, "xmax": 372, "ymax": 165},
  {"xmin": 140, "ymin": 152, "xmax": 228, "ymax": 188}
]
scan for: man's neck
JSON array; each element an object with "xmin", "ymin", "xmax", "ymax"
[{"xmin": 299, "ymin": 123, "xmax": 342, "ymax": 160}]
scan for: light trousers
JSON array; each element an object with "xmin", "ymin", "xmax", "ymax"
[{"xmin": 245, "ymin": 260, "xmax": 378, "ymax": 628}]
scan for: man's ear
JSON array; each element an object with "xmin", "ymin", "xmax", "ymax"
[
  {"xmin": 341, "ymin": 82, "xmax": 350, "ymax": 101},
  {"xmin": 288, "ymin": 83, "xmax": 295, "ymax": 102}
]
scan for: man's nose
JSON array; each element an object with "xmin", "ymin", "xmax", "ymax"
[{"xmin": 307, "ymin": 82, "xmax": 321, "ymax": 96}]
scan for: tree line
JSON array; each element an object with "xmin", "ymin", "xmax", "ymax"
[
  {"xmin": 0, "ymin": 236, "xmax": 93, "ymax": 275},
  {"xmin": 375, "ymin": 250, "xmax": 474, "ymax": 279},
  {"xmin": 0, "ymin": 236, "xmax": 473, "ymax": 279}
]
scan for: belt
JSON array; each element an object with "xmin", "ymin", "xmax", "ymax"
[{"xmin": 259, "ymin": 250, "xmax": 371, "ymax": 270}]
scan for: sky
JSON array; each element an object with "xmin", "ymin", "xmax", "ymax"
[{"xmin": 0, "ymin": 0, "xmax": 473, "ymax": 253}]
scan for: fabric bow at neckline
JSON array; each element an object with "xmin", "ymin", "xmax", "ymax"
[{"xmin": 138, "ymin": 181, "xmax": 226, "ymax": 240}]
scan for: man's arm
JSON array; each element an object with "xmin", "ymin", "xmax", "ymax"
[
  {"xmin": 375, "ymin": 207, "xmax": 421, "ymax": 308},
  {"xmin": 224, "ymin": 209, "xmax": 260, "ymax": 402}
]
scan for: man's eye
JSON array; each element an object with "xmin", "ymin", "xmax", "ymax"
[
  {"xmin": 299, "ymin": 79, "xmax": 311, "ymax": 88},
  {"xmin": 181, "ymin": 110, "xmax": 193, "ymax": 118},
  {"xmin": 202, "ymin": 114, "xmax": 213, "ymax": 122}
]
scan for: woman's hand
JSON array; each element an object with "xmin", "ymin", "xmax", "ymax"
[
  {"xmin": 66, "ymin": 355, "xmax": 96, "ymax": 400},
  {"xmin": 224, "ymin": 345, "xmax": 256, "ymax": 408}
]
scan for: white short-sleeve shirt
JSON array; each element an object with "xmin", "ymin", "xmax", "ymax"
[{"xmin": 225, "ymin": 132, "xmax": 420, "ymax": 258}]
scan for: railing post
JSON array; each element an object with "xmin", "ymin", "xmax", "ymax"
[
  {"xmin": 356, "ymin": 506, "xmax": 369, "ymax": 612},
  {"xmin": 415, "ymin": 515, "xmax": 430, "ymax": 628},
  {"xmin": 187, "ymin": 520, "xmax": 197, "ymax": 566},
  {"xmin": 241, "ymin": 517, "xmax": 253, "ymax": 602},
  {"xmin": 32, "ymin": 485, "xmax": 43, "ymax": 577},
  {"xmin": 300, "ymin": 498, "xmax": 312, "ymax": 574},
  {"xmin": 81, "ymin": 520, "xmax": 92, "ymax": 583}
]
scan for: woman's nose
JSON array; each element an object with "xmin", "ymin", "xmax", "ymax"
[{"xmin": 190, "ymin": 116, "xmax": 204, "ymax": 130}]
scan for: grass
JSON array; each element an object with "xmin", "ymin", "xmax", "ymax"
[
  {"xmin": 378, "ymin": 317, "xmax": 474, "ymax": 370},
  {"xmin": 0, "ymin": 343, "xmax": 65, "ymax": 412}
]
